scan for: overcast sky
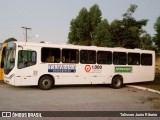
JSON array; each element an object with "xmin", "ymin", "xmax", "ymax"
[{"xmin": 0, "ymin": 0, "xmax": 160, "ymax": 43}]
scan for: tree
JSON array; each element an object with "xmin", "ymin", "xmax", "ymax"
[
  {"xmin": 122, "ymin": 4, "xmax": 137, "ymax": 19},
  {"xmin": 68, "ymin": 4, "xmax": 102, "ymax": 45},
  {"xmin": 140, "ymin": 32, "xmax": 153, "ymax": 50},
  {"xmin": 68, "ymin": 4, "xmax": 152, "ymax": 49},
  {"xmin": 68, "ymin": 8, "xmax": 90, "ymax": 45},
  {"xmin": 92, "ymin": 19, "xmax": 112, "ymax": 47},
  {"xmin": 153, "ymin": 16, "xmax": 160, "ymax": 52},
  {"xmin": 89, "ymin": 4, "xmax": 102, "ymax": 40},
  {"xmin": 110, "ymin": 4, "xmax": 148, "ymax": 48},
  {"xmin": 110, "ymin": 20, "xmax": 126, "ymax": 47}
]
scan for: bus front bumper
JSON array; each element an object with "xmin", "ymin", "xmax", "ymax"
[{"xmin": 4, "ymin": 74, "xmax": 15, "ymax": 85}]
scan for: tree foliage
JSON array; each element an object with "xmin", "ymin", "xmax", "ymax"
[
  {"xmin": 89, "ymin": 4, "xmax": 102, "ymax": 39},
  {"xmin": 68, "ymin": 4, "xmax": 155, "ymax": 50},
  {"xmin": 140, "ymin": 32, "xmax": 153, "ymax": 50},
  {"xmin": 68, "ymin": 4, "xmax": 102, "ymax": 45},
  {"xmin": 110, "ymin": 4, "xmax": 148, "ymax": 48},
  {"xmin": 92, "ymin": 19, "xmax": 112, "ymax": 47},
  {"xmin": 153, "ymin": 16, "xmax": 160, "ymax": 52},
  {"xmin": 68, "ymin": 8, "xmax": 90, "ymax": 45}
]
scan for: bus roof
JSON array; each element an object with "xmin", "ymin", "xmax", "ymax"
[{"xmin": 11, "ymin": 41, "xmax": 155, "ymax": 54}]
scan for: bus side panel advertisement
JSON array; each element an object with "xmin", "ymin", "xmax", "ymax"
[
  {"xmin": 115, "ymin": 66, "xmax": 132, "ymax": 73},
  {"xmin": 48, "ymin": 64, "xmax": 76, "ymax": 73},
  {"xmin": 85, "ymin": 65, "xmax": 102, "ymax": 73}
]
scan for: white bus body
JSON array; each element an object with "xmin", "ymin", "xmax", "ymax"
[{"xmin": 4, "ymin": 42, "xmax": 155, "ymax": 90}]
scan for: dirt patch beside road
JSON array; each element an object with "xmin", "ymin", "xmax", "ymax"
[
  {"xmin": 129, "ymin": 75, "xmax": 160, "ymax": 91},
  {"xmin": 139, "ymin": 96, "xmax": 160, "ymax": 109}
]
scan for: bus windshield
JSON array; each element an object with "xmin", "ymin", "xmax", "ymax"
[{"xmin": 4, "ymin": 43, "xmax": 16, "ymax": 75}]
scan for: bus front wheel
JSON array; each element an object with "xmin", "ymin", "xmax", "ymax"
[
  {"xmin": 111, "ymin": 76, "xmax": 123, "ymax": 89},
  {"xmin": 38, "ymin": 76, "xmax": 54, "ymax": 90}
]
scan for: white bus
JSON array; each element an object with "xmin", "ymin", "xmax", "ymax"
[{"xmin": 4, "ymin": 41, "xmax": 155, "ymax": 90}]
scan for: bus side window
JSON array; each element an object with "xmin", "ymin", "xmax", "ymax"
[
  {"xmin": 62, "ymin": 49, "xmax": 79, "ymax": 63},
  {"xmin": 113, "ymin": 52, "xmax": 127, "ymax": 65},
  {"xmin": 97, "ymin": 51, "xmax": 112, "ymax": 64},
  {"xmin": 41, "ymin": 47, "xmax": 60, "ymax": 63},
  {"xmin": 128, "ymin": 53, "xmax": 140, "ymax": 65},
  {"xmin": 141, "ymin": 53, "xmax": 152, "ymax": 66},
  {"xmin": 80, "ymin": 50, "xmax": 96, "ymax": 64},
  {"xmin": 18, "ymin": 50, "xmax": 37, "ymax": 69}
]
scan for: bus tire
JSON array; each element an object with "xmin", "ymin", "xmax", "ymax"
[
  {"xmin": 38, "ymin": 76, "xmax": 54, "ymax": 90},
  {"xmin": 111, "ymin": 75, "xmax": 123, "ymax": 89}
]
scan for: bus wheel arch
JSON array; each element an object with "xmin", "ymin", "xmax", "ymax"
[
  {"xmin": 111, "ymin": 75, "xmax": 123, "ymax": 89},
  {"xmin": 38, "ymin": 74, "xmax": 55, "ymax": 90}
]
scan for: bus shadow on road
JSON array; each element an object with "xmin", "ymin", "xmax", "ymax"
[
  {"xmin": 2, "ymin": 84, "xmax": 113, "ymax": 90},
  {"xmin": 1, "ymin": 81, "xmax": 130, "ymax": 90},
  {"xmin": 52, "ymin": 84, "xmax": 120, "ymax": 90}
]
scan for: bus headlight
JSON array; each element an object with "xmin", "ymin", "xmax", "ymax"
[{"xmin": 9, "ymin": 74, "xmax": 15, "ymax": 79}]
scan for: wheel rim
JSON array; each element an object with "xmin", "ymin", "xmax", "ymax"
[
  {"xmin": 114, "ymin": 78, "xmax": 121, "ymax": 87},
  {"xmin": 42, "ymin": 79, "xmax": 50, "ymax": 88}
]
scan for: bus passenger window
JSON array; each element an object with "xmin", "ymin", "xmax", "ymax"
[
  {"xmin": 141, "ymin": 53, "xmax": 152, "ymax": 66},
  {"xmin": 62, "ymin": 49, "xmax": 79, "ymax": 63},
  {"xmin": 128, "ymin": 53, "xmax": 140, "ymax": 65},
  {"xmin": 80, "ymin": 50, "xmax": 96, "ymax": 64},
  {"xmin": 18, "ymin": 50, "xmax": 36, "ymax": 69},
  {"xmin": 97, "ymin": 51, "xmax": 112, "ymax": 64},
  {"xmin": 113, "ymin": 52, "xmax": 126, "ymax": 65},
  {"xmin": 41, "ymin": 47, "xmax": 60, "ymax": 63}
]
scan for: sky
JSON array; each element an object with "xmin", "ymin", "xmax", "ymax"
[{"xmin": 0, "ymin": 0, "xmax": 160, "ymax": 43}]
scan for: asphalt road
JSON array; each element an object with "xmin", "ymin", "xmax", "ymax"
[{"xmin": 0, "ymin": 82, "xmax": 160, "ymax": 120}]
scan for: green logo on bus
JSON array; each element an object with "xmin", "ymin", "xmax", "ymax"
[{"xmin": 115, "ymin": 66, "xmax": 132, "ymax": 73}]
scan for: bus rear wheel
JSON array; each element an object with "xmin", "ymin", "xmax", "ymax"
[
  {"xmin": 111, "ymin": 76, "xmax": 123, "ymax": 89},
  {"xmin": 38, "ymin": 76, "xmax": 54, "ymax": 90}
]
